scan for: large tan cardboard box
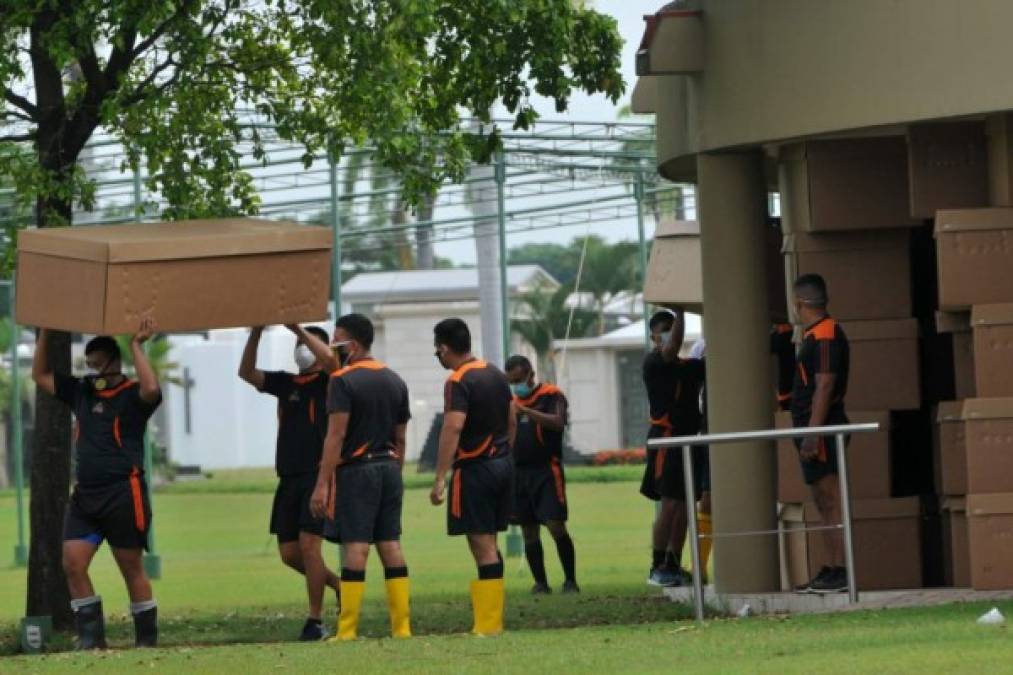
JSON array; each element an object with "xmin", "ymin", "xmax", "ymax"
[
  {"xmin": 940, "ymin": 497, "xmax": 971, "ymax": 588},
  {"xmin": 779, "ymin": 503, "xmax": 810, "ymax": 591},
  {"xmin": 776, "ymin": 411, "xmax": 892, "ymax": 503},
  {"xmin": 779, "ymin": 137, "xmax": 918, "ymax": 233},
  {"xmin": 935, "ymin": 208, "xmax": 1013, "ymax": 310},
  {"xmin": 783, "ymin": 498, "xmax": 923, "ymax": 591},
  {"xmin": 963, "ymin": 398, "xmax": 1013, "ymax": 494},
  {"xmin": 844, "ymin": 319, "xmax": 921, "ymax": 411},
  {"xmin": 933, "ymin": 401, "xmax": 968, "ymax": 496},
  {"xmin": 936, "ymin": 311, "xmax": 976, "ymax": 400},
  {"xmin": 908, "ymin": 121, "xmax": 989, "ymax": 219},
  {"xmin": 16, "ymin": 219, "xmax": 332, "ymax": 334},
  {"xmin": 783, "ymin": 230, "xmax": 911, "ymax": 321},
  {"xmin": 971, "ymin": 304, "xmax": 1013, "ymax": 398},
  {"xmin": 644, "ymin": 220, "xmax": 702, "ymax": 314},
  {"xmin": 966, "ymin": 493, "xmax": 1013, "ymax": 590}
]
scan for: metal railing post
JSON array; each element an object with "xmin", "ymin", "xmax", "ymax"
[
  {"xmin": 682, "ymin": 444, "xmax": 704, "ymax": 623},
  {"xmin": 836, "ymin": 433, "xmax": 858, "ymax": 604}
]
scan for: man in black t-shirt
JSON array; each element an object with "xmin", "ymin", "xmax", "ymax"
[
  {"xmin": 307, "ymin": 313, "xmax": 412, "ymax": 642},
  {"xmin": 33, "ymin": 319, "xmax": 162, "ymax": 650},
  {"xmin": 790, "ymin": 274, "xmax": 851, "ymax": 594},
  {"xmin": 640, "ymin": 309, "xmax": 707, "ymax": 588},
  {"xmin": 239, "ymin": 324, "xmax": 339, "ymax": 641},
  {"xmin": 430, "ymin": 318, "xmax": 515, "ymax": 637},
  {"xmin": 505, "ymin": 355, "xmax": 579, "ymax": 595}
]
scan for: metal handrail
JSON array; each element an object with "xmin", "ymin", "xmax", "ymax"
[{"xmin": 647, "ymin": 422, "xmax": 881, "ymax": 623}]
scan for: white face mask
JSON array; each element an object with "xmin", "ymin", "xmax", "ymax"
[{"xmin": 294, "ymin": 345, "xmax": 316, "ymax": 372}]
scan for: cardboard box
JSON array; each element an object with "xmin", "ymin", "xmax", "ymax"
[
  {"xmin": 986, "ymin": 113, "xmax": 1013, "ymax": 207},
  {"xmin": 971, "ymin": 304, "xmax": 1013, "ymax": 398},
  {"xmin": 936, "ymin": 311, "xmax": 976, "ymax": 400},
  {"xmin": 935, "ymin": 208, "xmax": 1013, "ymax": 310},
  {"xmin": 644, "ymin": 220, "xmax": 702, "ymax": 314},
  {"xmin": 779, "ymin": 137, "xmax": 918, "ymax": 233},
  {"xmin": 963, "ymin": 398, "xmax": 1013, "ymax": 494},
  {"xmin": 933, "ymin": 401, "xmax": 968, "ymax": 496},
  {"xmin": 783, "ymin": 230, "xmax": 912, "ymax": 321},
  {"xmin": 940, "ymin": 497, "xmax": 971, "ymax": 588},
  {"xmin": 844, "ymin": 319, "xmax": 921, "ymax": 411},
  {"xmin": 779, "ymin": 503, "xmax": 810, "ymax": 591},
  {"xmin": 966, "ymin": 493, "xmax": 1013, "ymax": 590},
  {"xmin": 776, "ymin": 410, "xmax": 892, "ymax": 503},
  {"xmin": 16, "ymin": 219, "xmax": 332, "ymax": 334},
  {"xmin": 781, "ymin": 498, "xmax": 923, "ymax": 591},
  {"xmin": 908, "ymin": 121, "xmax": 989, "ymax": 219}
]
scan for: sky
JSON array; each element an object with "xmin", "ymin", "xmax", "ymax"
[{"xmin": 431, "ymin": 0, "xmax": 657, "ymax": 266}]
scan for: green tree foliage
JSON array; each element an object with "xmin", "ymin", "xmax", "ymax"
[
  {"xmin": 512, "ymin": 281, "xmax": 596, "ymax": 379},
  {"xmin": 1, "ymin": 0, "xmax": 623, "ymax": 627}
]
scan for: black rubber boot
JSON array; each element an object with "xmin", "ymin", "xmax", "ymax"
[
  {"xmin": 74, "ymin": 600, "xmax": 108, "ymax": 650},
  {"xmin": 133, "ymin": 606, "xmax": 158, "ymax": 647}
]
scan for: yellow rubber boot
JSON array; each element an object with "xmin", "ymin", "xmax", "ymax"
[
  {"xmin": 331, "ymin": 580, "xmax": 365, "ymax": 642},
  {"xmin": 697, "ymin": 513, "xmax": 713, "ymax": 584},
  {"xmin": 469, "ymin": 579, "xmax": 504, "ymax": 636},
  {"xmin": 384, "ymin": 577, "xmax": 412, "ymax": 638}
]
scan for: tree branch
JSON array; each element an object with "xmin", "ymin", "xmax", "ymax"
[
  {"xmin": 3, "ymin": 90, "xmax": 39, "ymax": 119},
  {"xmin": 2, "ymin": 108, "xmax": 36, "ymax": 123},
  {"xmin": 119, "ymin": 55, "xmax": 180, "ymax": 107},
  {"xmin": 0, "ymin": 131, "xmax": 37, "ymax": 142},
  {"xmin": 129, "ymin": 0, "xmax": 201, "ymax": 61}
]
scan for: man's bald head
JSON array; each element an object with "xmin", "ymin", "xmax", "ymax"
[{"xmin": 793, "ymin": 274, "xmax": 828, "ymax": 310}]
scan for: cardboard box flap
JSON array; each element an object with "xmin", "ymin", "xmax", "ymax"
[
  {"xmin": 782, "ymin": 230, "xmax": 908, "ymax": 255},
  {"xmin": 841, "ymin": 318, "xmax": 920, "ymax": 342},
  {"xmin": 966, "ymin": 492, "xmax": 1013, "ymax": 517},
  {"xmin": 936, "ymin": 400, "xmax": 965, "ymax": 423},
  {"xmin": 971, "ymin": 303, "xmax": 1013, "ymax": 327},
  {"xmin": 17, "ymin": 219, "xmax": 333, "ymax": 263},
  {"xmin": 654, "ymin": 219, "xmax": 699, "ymax": 239},
  {"xmin": 935, "ymin": 310, "xmax": 971, "ymax": 334},
  {"xmin": 935, "ymin": 208, "xmax": 1013, "ymax": 234},
  {"xmin": 940, "ymin": 496, "xmax": 966, "ymax": 514},
  {"xmin": 963, "ymin": 397, "xmax": 1013, "ymax": 421}
]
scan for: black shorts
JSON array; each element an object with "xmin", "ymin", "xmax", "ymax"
[
  {"xmin": 271, "ymin": 473, "xmax": 326, "ymax": 543},
  {"xmin": 336, "ymin": 460, "xmax": 403, "ymax": 544},
  {"xmin": 64, "ymin": 478, "xmax": 151, "ymax": 551},
  {"xmin": 448, "ymin": 455, "xmax": 514, "ymax": 536},
  {"xmin": 640, "ymin": 444, "xmax": 708, "ymax": 502},
  {"xmin": 793, "ymin": 435, "xmax": 847, "ymax": 485},
  {"xmin": 511, "ymin": 461, "xmax": 568, "ymax": 525}
]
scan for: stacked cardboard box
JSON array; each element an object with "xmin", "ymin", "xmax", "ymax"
[
  {"xmin": 776, "ymin": 137, "xmax": 925, "ymax": 590},
  {"xmin": 933, "ymin": 206, "xmax": 1013, "ymax": 590}
]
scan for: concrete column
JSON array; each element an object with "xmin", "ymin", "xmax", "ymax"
[{"xmin": 697, "ymin": 151, "xmax": 779, "ymax": 593}]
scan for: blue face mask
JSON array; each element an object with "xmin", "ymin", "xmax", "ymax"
[{"xmin": 511, "ymin": 382, "xmax": 533, "ymax": 399}]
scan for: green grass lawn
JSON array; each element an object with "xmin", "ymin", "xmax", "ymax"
[{"xmin": 1, "ymin": 469, "xmax": 1012, "ymax": 673}]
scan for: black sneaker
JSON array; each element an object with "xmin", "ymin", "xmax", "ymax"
[
  {"xmin": 531, "ymin": 582, "xmax": 552, "ymax": 595},
  {"xmin": 795, "ymin": 566, "xmax": 832, "ymax": 594},
  {"xmin": 810, "ymin": 567, "xmax": 848, "ymax": 594},
  {"xmin": 299, "ymin": 618, "xmax": 328, "ymax": 641},
  {"xmin": 561, "ymin": 580, "xmax": 581, "ymax": 594},
  {"xmin": 673, "ymin": 567, "xmax": 694, "ymax": 587}
]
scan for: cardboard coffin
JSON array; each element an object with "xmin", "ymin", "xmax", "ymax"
[
  {"xmin": 844, "ymin": 319, "xmax": 921, "ymax": 411},
  {"xmin": 966, "ymin": 493, "xmax": 1013, "ymax": 590},
  {"xmin": 936, "ymin": 311, "xmax": 976, "ymax": 400},
  {"xmin": 779, "ymin": 137, "xmax": 918, "ymax": 233},
  {"xmin": 963, "ymin": 398, "xmax": 1013, "ymax": 494},
  {"xmin": 782, "ymin": 230, "xmax": 912, "ymax": 321},
  {"xmin": 940, "ymin": 497, "xmax": 971, "ymax": 588},
  {"xmin": 908, "ymin": 121, "xmax": 989, "ymax": 220},
  {"xmin": 16, "ymin": 219, "xmax": 332, "ymax": 334},
  {"xmin": 935, "ymin": 208, "xmax": 1013, "ymax": 310},
  {"xmin": 971, "ymin": 304, "xmax": 1013, "ymax": 398},
  {"xmin": 933, "ymin": 401, "xmax": 968, "ymax": 497},
  {"xmin": 644, "ymin": 220, "xmax": 702, "ymax": 314}
]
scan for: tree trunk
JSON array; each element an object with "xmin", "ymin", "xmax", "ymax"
[{"xmin": 416, "ymin": 193, "xmax": 435, "ymax": 270}]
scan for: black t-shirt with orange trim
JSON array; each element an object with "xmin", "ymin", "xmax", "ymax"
[
  {"xmin": 513, "ymin": 383, "xmax": 568, "ymax": 467},
  {"xmin": 262, "ymin": 370, "xmax": 329, "ymax": 477},
  {"xmin": 791, "ymin": 316, "xmax": 849, "ymax": 425},
  {"xmin": 444, "ymin": 359, "xmax": 512, "ymax": 467},
  {"xmin": 54, "ymin": 373, "xmax": 161, "ymax": 487},
  {"xmin": 643, "ymin": 351, "xmax": 705, "ymax": 439},
  {"xmin": 326, "ymin": 359, "xmax": 410, "ymax": 464},
  {"xmin": 770, "ymin": 323, "xmax": 796, "ymax": 412}
]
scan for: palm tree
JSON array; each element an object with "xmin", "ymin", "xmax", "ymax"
[
  {"xmin": 577, "ymin": 237, "xmax": 639, "ymax": 335},
  {"xmin": 512, "ymin": 282, "xmax": 596, "ymax": 380},
  {"xmin": 113, "ymin": 335, "xmax": 181, "ymax": 386}
]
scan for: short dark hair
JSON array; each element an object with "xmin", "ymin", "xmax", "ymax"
[
  {"xmin": 648, "ymin": 309, "xmax": 676, "ymax": 332},
  {"xmin": 335, "ymin": 313, "xmax": 374, "ymax": 349},
  {"xmin": 505, "ymin": 354, "xmax": 533, "ymax": 375},
  {"xmin": 434, "ymin": 317, "xmax": 471, "ymax": 354},
  {"xmin": 304, "ymin": 326, "xmax": 329, "ymax": 344},
  {"xmin": 794, "ymin": 273, "xmax": 829, "ymax": 309},
  {"xmin": 85, "ymin": 336, "xmax": 121, "ymax": 362}
]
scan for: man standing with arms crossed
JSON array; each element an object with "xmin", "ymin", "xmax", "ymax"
[
  {"xmin": 430, "ymin": 318, "xmax": 516, "ymax": 636},
  {"xmin": 239, "ymin": 324, "xmax": 340, "ymax": 640},
  {"xmin": 790, "ymin": 274, "xmax": 851, "ymax": 594},
  {"xmin": 310, "ymin": 313, "xmax": 412, "ymax": 641},
  {"xmin": 33, "ymin": 319, "xmax": 162, "ymax": 649}
]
